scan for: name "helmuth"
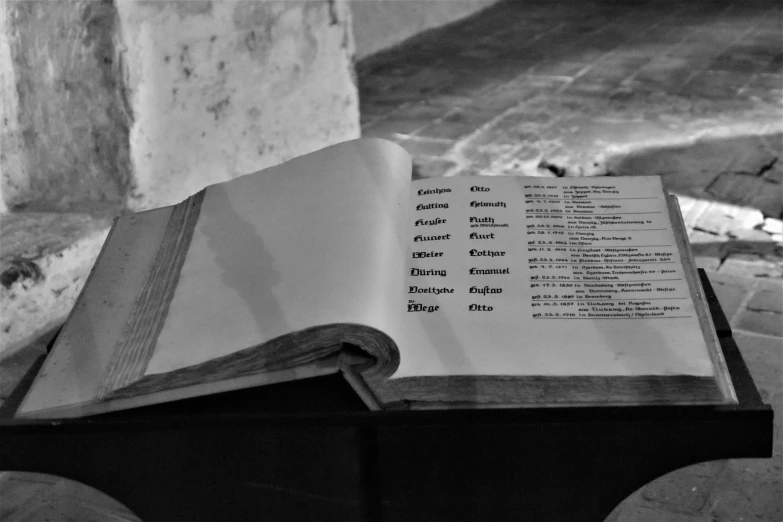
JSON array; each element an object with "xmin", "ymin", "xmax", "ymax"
[{"xmin": 470, "ymin": 201, "xmax": 506, "ymax": 208}]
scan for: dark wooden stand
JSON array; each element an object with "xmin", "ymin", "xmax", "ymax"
[{"xmin": 0, "ymin": 271, "xmax": 773, "ymax": 521}]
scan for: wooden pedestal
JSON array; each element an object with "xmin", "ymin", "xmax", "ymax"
[{"xmin": 0, "ymin": 271, "xmax": 772, "ymax": 521}]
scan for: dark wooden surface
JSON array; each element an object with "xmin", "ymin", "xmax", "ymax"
[{"xmin": 0, "ymin": 270, "xmax": 773, "ymax": 522}]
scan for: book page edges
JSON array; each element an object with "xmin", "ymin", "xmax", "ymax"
[
  {"xmin": 668, "ymin": 195, "xmax": 736, "ymax": 404},
  {"xmin": 97, "ymin": 190, "xmax": 205, "ymax": 397},
  {"xmin": 18, "ymin": 341, "xmax": 395, "ymax": 419},
  {"xmin": 15, "ymin": 356, "xmax": 346, "ymax": 419},
  {"xmin": 146, "ymin": 138, "xmax": 412, "ymax": 376},
  {"xmin": 372, "ymin": 374, "xmax": 726, "ymax": 407},
  {"xmin": 17, "ymin": 206, "xmax": 176, "ymax": 417},
  {"xmin": 103, "ymin": 324, "xmax": 400, "ymax": 401}
]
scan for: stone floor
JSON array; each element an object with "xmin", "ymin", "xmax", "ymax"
[
  {"xmin": 1, "ymin": 0, "xmax": 782, "ymax": 520},
  {"xmin": 358, "ymin": 0, "xmax": 782, "ymax": 521}
]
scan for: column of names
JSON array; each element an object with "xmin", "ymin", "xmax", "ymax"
[{"xmin": 407, "ymin": 182, "xmax": 515, "ymax": 315}]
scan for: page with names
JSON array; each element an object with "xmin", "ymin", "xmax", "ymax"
[{"xmin": 390, "ymin": 175, "xmax": 716, "ymax": 380}]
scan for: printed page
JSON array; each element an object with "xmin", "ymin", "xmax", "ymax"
[
  {"xmin": 145, "ymin": 139, "xmax": 412, "ymax": 375},
  {"xmin": 390, "ymin": 175, "xmax": 715, "ymax": 379}
]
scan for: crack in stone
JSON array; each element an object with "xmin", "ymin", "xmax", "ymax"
[
  {"xmin": 751, "ymin": 156, "xmax": 778, "ymax": 178},
  {"xmin": 692, "ymin": 226, "xmax": 721, "ymax": 236}
]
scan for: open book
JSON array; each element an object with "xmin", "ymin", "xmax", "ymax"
[{"xmin": 18, "ymin": 138, "xmax": 736, "ymax": 418}]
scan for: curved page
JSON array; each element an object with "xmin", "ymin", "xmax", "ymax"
[{"xmin": 145, "ymin": 139, "xmax": 411, "ymax": 375}]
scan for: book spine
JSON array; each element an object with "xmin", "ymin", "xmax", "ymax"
[{"xmin": 97, "ymin": 190, "xmax": 206, "ymax": 398}]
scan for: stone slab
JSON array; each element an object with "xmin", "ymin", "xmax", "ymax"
[
  {"xmin": 707, "ymin": 173, "xmax": 782, "ymax": 217},
  {"xmin": 0, "ymin": 213, "xmax": 111, "ymax": 360},
  {"xmin": 394, "ymin": 138, "xmax": 455, "ymax": 158},
  {"xmin": 362, "ymin": 103, "xmax": 452, "ymax": 138},
  {"xmin": 735, "ymin": 309, "xmax": 783, "ymax": 337},
  {"xmin": 747, "ymin": 287, "xmax": 783, "ymax": 314},
  {"xmin": 412, "ymin": 158, "xmax": 459, "ymax": 180},
  {"xmin": 707, "ymin": 274, "xmax": 753, "ymax": 321},
  {"xmin": 640, "ymin": 461, "xmax": 727, "ymax": 514},
  {"xmin": 718, "ymin": 253, "xmax": 782, "ymax": 279},
  {"xmin": 416, "ymin": 108, "xmax": 499, "ymax": 141}
]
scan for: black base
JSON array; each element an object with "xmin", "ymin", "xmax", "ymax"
[{"xmin": 0, "ymin": 270, "xmax": 772, "ymax": 522}]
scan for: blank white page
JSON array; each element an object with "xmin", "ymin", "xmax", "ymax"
[{"xmin": 147, "ymin": 139, "xmax": 411, "ymax": 375}]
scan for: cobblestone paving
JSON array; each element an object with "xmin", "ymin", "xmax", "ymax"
[
  {"xmin": 359, "ymin": 0, "xmax": 782, "ymax": 521},
  {"xmin": 360, "ymin": 0, "xmax": 782, "ymax": 188}
]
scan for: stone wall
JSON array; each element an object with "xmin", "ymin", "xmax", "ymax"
[
  {"xmin": 0, "ymin": 0, "xmax": 360, "ymax": 359},
  {"xmin": 0, "ymin": 0, "xmax": 499, "ymax": 213},
  {"xmin": 0, "ymin": 0, "xmax": 491, "ymax": 359},
  {"xmin": 351, "ymin": 0, "xmax": 499, "ymax": 61},
  {"xmin": 0, "ymin": 1, "xmax": 25, "ymax": 214},
  {"xmin": 118, "ymin": 0, "xmax": 360, "ymax": 211},
  {"xmin": 0, "ymin": 0, "xmax": 360, "ymax": 213},
  {"xmin": 1, "ymin": 0, "xmax": 133, "ymax": 213}
]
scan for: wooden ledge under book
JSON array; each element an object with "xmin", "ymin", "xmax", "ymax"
[{"xmin": 0, "ymin": 271, "xmax": 773, "ymax": 522}]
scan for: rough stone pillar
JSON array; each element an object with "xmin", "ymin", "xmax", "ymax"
[
  {"xmin": 0, "ymin": 0, "xmax": 359, "ymax": 359},
  {"xmin": 0, "ymin": 0, "xmax": 359, "ymax": 213},
  {"xmin": 1, "ymin": 0, "xmax": 133, "ymax": 213},
  {"xmin": 117, "ymin": 0, "xmax": 360, "ymax": 210},
  {"xmin": 0, "ymin": 1, "xmax": 18, "ymax": 214}
]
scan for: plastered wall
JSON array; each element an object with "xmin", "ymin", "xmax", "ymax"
[
  {"xmin": 117, "ymin": 0, "xmax": 360, "ymax": 211},
  {"xmin": 0, "ymin": 0, "xmax": 360, "ymax": 213}
]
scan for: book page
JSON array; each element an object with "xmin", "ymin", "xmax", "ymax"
[
  {"xmin": 390, "ymin": 175, "xmax": 716, "ymax": 379},
  {"xmin": 145, "ymin": 139, "xmax": 412, "ymax": 375}
]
